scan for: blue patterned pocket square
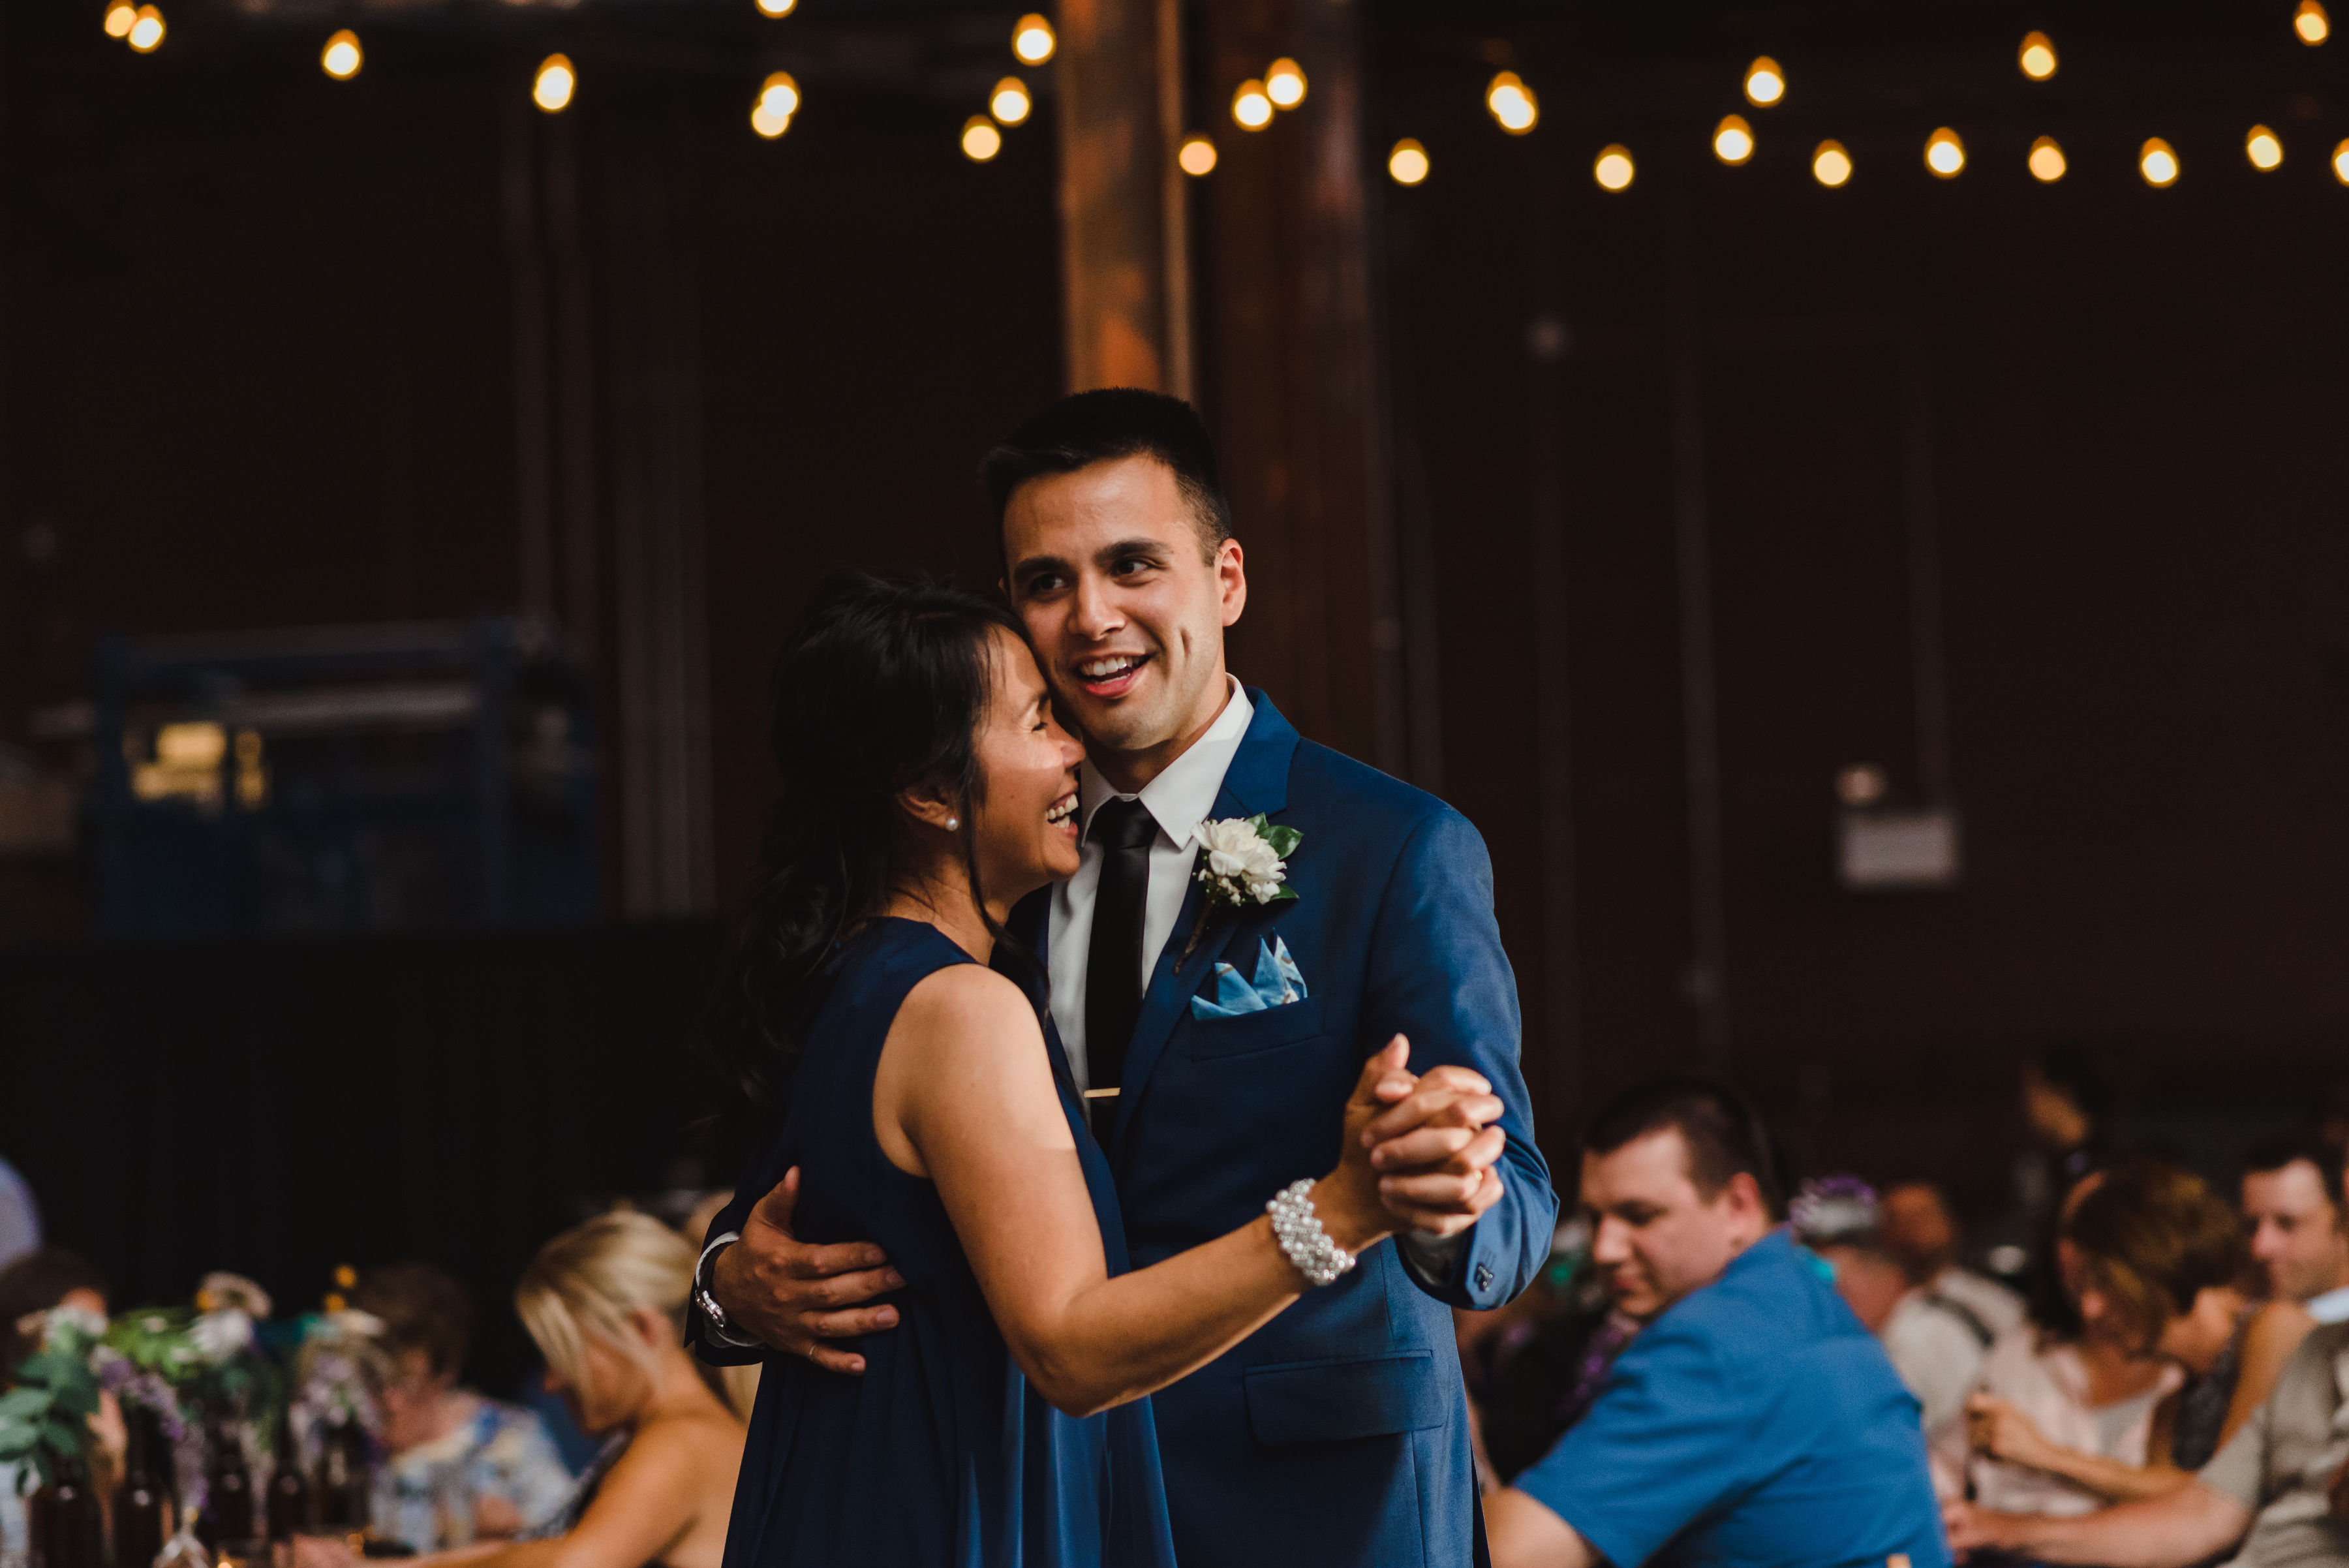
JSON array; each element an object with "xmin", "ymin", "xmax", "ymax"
[{"xmin": 1189, "ymin": 936, "xmax": 1309, "ymax": 1019}]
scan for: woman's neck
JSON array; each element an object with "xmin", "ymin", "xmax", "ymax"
[
  {"xmin": 885, "ymin": 855, "xmax": 1015, "ymax": 962},
  {"xmin": 634, "ymin": 1347, "xmax": 733, "ymax": 1428}
]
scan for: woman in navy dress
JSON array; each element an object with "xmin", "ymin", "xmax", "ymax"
[{"xmin": 711, "ymin": 574, "xmax": 1409, "ymax": 1567}]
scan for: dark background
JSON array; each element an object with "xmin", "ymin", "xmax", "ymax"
[{"xmin": 4, "ymin": 0, "xmax": 2346, "ymax": 1389}]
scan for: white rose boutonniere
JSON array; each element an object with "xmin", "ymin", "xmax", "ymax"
[{"xmin": 1177, "ymin": 814, "xmax": 1301, "ymax": 969}]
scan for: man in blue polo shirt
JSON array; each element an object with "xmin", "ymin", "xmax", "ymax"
[{"xmin": 1485, "ymin": 1075, "xmax": 1948, "ymax": 1568}]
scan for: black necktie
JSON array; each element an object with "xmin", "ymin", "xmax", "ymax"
[{"xmin": 1084, "ymin": 797, "xmax": 1156, "ymax": 1140}]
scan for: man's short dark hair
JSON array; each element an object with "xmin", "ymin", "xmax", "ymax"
[
  {"xmin": 2245, "ymin": 1132, "xmax": 2346, "ymax": 1213},
  {"xmin": 980, "ymin": 388, "xmax": 1233, "ymax": 560},
  {"xmin": 1582, "ymin": 1073, "xmax": 1784, "ymax": 1220}
]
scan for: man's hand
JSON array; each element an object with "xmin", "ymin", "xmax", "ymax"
[
  {"xmin": 1942, "ymin": 1499, "xmax": 2025, "ymax": 1555},
  {"xmin": 1358, "ymin": 1038, "xmax": 1507, "ymax": 1237},
  {"xmin": 1965, "ymin": 1391, "xmax": 2055, "ymax": 1471},
  {"xmin": 710, "ymin": 1167, "xmax": 904, "ymax": 1376}
]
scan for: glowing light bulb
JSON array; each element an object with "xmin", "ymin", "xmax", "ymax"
[
  {"xmin": 1924, "ymin": 127, "xmax": 1965, "ymax": 177},
  {"xmin": 2295, "ymin": 1, "xmax": 2329, "ymax": 44},
  {"xmin": 754, "ymin": 0, "xmax": 795, "ymax": 16},
  {"xmin": 127, "ymin": 5, "xmax": 163, "ymax": 52},
  {"xmin": 751, "ymin": 72, "xmax": 798, "ymax": 138},
  {"xmin": 2140, "ymin": 137, "xmax": 2178, "ymax": 187},
  {"xmin": 2028, "ymin": 136, "xmax": 2066, "ymax": 182},
  {"xmin": 1387, "ymin": 138, "xmax": 1429, "ymax": 185},
  {"xmin": 2335, "ymin": 138, "xmax": 2349, "ymax": 183},
  {"xmin": 1811, "ymin": 140, "xmax": 1851, "ymax": 187},
  {"xmin": 962, "ymin": 115, "xmax": 1003, "ymax": 161},
  {"xmin": 1593, "ymin": 145, "xmax": 1635, "ymax": 191},
  {"xmin": 1743, "ymin": 56, "xmax": 1785, "ymax": 106},
  {"xmin": 1265, "ymin": 58, "xmax": 1306, "ymax": 109},
  {"xmin": 2246, "ymin": 125, "xmax": 2283, "ymax": 170},
  {"xmin": 320, "ymin": 29, "xmax": 361, "ymax": 80},
  {"xmin": 103, "ymin": 0, "xmax": 136, "ymax": 38},
  {"xmin": 1232, "ymin": 80, "xmax": 1273, "ymax": 130},
  {"xmin": 1712, "ymin": 114, "xmax": 1754, "ymax": 165},
  {"xmin": 1177, "ymin": 133, "xmax": 1217, "ymax": 176},
  {"xmin": 1013, "ymin": 14, "xmax": 1056, "ymax": 65},
  {"xmin": 1486, "ymin": 72, "xmax": 1537, "ymax": 134},
  {"xmin": 2018, "ymin": 31, "xmax": 2057, "ymax": 80},
  {"xmin": 990, "ymin": 76, "xmax": 1032, "ymax": 125},
  {"xmin": 533, "ymin": 54, "xmax": 575, "ymax": 112}
]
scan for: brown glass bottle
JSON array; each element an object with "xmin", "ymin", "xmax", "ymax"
[
  {"xmin": 115, "ymin": 1406, "xmax": 172, "ymax": 1568},
  {"xmin": 264, "ymin": 1407, "xmax": 313, "ymax": 1542},
  {"xmin": 311, "ymin": 1420, "xmax": 369, "ymax": 1535},
  {"xmin": 198, "ymin": 1411, "xmax": 256, "ymax": 1549},
  {"xmin": 27, "ymin": 1451, "xmax": 106, "ymax": 1568}
]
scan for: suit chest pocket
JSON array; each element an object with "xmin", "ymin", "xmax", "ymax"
[{"xmin": 1184, "ymin": 993, "xmax": 1328, "ymax": 1060}]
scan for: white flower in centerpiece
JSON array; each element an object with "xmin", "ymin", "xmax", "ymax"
[
  {"xmin": 1197, "ymin": 817, "xmax": 1287, "ymax": 900},
  {"xmin": 191, "ymin": 1307, "xmax": 254, "ymax": 1364}
]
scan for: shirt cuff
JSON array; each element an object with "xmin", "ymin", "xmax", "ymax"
[
  {"xmin": 1396, "ymin": 1227, "xmax": 1468, "ymax": 1287},
  {"xmin": 694, "ymin": 1231, "xmax": 763, "ymax": 1350}
]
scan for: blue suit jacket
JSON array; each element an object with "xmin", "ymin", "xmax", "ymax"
[{"xmin": 1007, "ymin": 693, "xmax": 1556, "ymax": 1568}]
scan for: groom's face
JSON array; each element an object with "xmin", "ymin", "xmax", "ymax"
[{"xmin": 1002, "ymin": 454, "xmax": 1245, "ymax": 786}]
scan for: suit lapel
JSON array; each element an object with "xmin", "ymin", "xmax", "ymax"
[{"xmin": 1107, "ymin": 692, "xmax": 1300, "ymax": 1146}]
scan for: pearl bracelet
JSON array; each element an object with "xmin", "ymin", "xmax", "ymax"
[{"xmin": 1267, "ymin": 1178, "xmax": 1357, "ymax": 1287}]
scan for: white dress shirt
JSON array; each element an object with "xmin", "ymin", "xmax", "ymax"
[{"xmin": 1049, "ymin": 678, "xmax": 1253, "ymax": 1094}]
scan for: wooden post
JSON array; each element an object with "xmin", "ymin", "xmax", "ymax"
[{"xmin": 1056, "ymin": 0, "xmax": 1169, "ymax": 392}]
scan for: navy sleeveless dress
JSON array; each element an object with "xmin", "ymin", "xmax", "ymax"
[{"xmin": 718, "ymin": 918, "xmax": 1179, "ymax": 1568}]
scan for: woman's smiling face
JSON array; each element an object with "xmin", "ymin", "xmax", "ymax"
[{"xmin": 970, "ymin": 626, "xmax": 1086, "ymax": 904}]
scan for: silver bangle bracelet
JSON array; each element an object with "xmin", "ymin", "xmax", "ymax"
[{"xmin": 1267, "ymin": 1178, "xmax": 1357, "ymax": 1287}]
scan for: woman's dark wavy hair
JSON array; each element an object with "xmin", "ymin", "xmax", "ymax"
[{"xmin": 718, "ymin": 570, "xmax": 1026, "ymax": 1146}]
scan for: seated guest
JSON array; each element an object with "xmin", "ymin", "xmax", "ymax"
[
  {"xmin": 307, "ymin": 1213, "xmax": 746, "ymax": 1568},
  {"xmin": 1946, "ymin": 1313, "xmax": 2349, "ymax": 1565},
  {"xmin": 1881, "ymin": 1178, "xmax": 2027, "ymax": 1341},
  {"xmin": 1482, "ymin": 1076, "xmax": 1948, "ymax": 1568},
  {"xmin": 352, "ymin": 1261, "xmax": 576, "ymax": 1551},
  {"xmin": 2243, "ymin": 1134, "xmax": 2349, "ymax": 1323},
  {"xmin": 1794, "ymin": 1178, "xmax": 1989, "ymax": 1475},
  {"xmin": 1959, "ymin": 1160, "xmax": 2311, "ymax": 1507}
]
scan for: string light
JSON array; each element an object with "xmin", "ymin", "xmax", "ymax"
[
  {"xmin": 2028, "ymin": 136, "xmax": 2066, "ymax": 182},
  {"xmin": 321, "ymin": 29, "xmax": 362, "ymax": 80},
  {"xmin": 1486, "ymin": 71, "xmax": 1537, "ymax": 134},
  {"xmin": 2295, "ymin": 1, "xmax": 2330, "ymax": 44},
  {"xmin": 1013, "ymin": 14, "xmax": 1056, "ymax": 65},
  {"xmin": 2335, "ymin": 138, "xmax": 2349, "ymax": 183},
  {"xmin": 754, "ymin": 0, "xmax": 795, "ymax": 16},
  {"xmin": 1388, "ymin": 138, "xmax": 1429, "ymax": 185},
  {"xmin": 1265, "ymin": 58, "xmax": 1306, "ymax": 109},
  {"xmin": 751, "ymin": 72, "xmax": 797, "ymax": 138},
  {"xmin": 103, "ymin": 0, "xmax": 135, "ymax": 38},
  {"xmin": 1593, "ymin": 145, "xmax": 1635, "ymax": 191},
  {"xmin": 2139, "ymin": 137, "xmax": 2178, "ymax": 186},
  {"xmin": 1178, "ymin": 133, "xmax": 1216, "ymax": 176},
  {"xmin": 1712, "ymin": 114, "xmax": 1753, "ymax": 165},
  {"xmin": 1743, "ymin": 57, "xmax": 1785, "ymax": 106},
  {"xmin": 1924, "ymin": 126, "xmax": 1965, "ymax": 177},
  {"xmin": 1811, "ymin": 140, "xmax": 1851, "ymax": 187},
  {"xmin": 1232, "ymin": 80, "xmax": 1273, "ymax": 130},
  {"xmin": 533, "ymin": 54, "xmax": 575, "ymax": 113},
  {"xmin": 2246, "ymin": 125, "xmax": 2283, "ymax": 170},
  {"xmin": 127, "ymin": 5, "xmax": 164, "ymax": 52},
  {"xmin": 990, "ymin": 76, "xmax": 1032, "ymax": 125},
  {"xmin": 2018, "ymin": 31, "xmax": 2057, "ymax": 80},
  {"xmin": 962, "ymin": 115, "xmax": 1003, "ymax": 161}
]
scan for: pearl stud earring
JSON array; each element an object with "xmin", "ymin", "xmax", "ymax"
[{"xmin": 946, "ymin": 817, "xmax": 959, "ymax": 830}]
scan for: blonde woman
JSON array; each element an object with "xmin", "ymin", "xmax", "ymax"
[{"xmin": 299, "ymin": 1214, "xmax": 745, "ymax": 1568}]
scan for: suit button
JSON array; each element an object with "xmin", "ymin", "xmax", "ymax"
[{"xmin": 1474, "ymin": 1263, "xmax": 1494, "ymax": 1291}]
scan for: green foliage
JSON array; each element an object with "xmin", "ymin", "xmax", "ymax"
[{"xmin": 0, "ymin": 1319, "xmax": 102, "ymax": 1491}]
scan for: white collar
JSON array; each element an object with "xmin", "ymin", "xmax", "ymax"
[
  {"xmin": 2308, "ymin": 1285, "xmax": 2349, "ymax": 1325},
  {"xmin": 1079, "ymin": 677, "xmax": 1253, "ymax": 849}
]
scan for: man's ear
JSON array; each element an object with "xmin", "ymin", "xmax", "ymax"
[
  {"xmin": 1217, "ymin": 538, "xmax": 1248, "ymax": 628},
  {"xmin": 1722, "ymin": 1171, "xmax": 1771, "ymax": 1237}
]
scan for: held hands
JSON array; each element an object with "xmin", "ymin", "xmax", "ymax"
[
  {"xmin": 709, "ymin": 1167, "xmax": 906, "ymax": 1376},
  {"xmin": 1309, "ymin": 1039, "xmax": 1417, "ymax": 1255},
  {"xmin": 1358, "ymin": 1034, "xmax": 1507, "ymax": 1237}
]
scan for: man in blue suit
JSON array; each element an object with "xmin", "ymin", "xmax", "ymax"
[{"xmin": 693, "ymin": 390, "xmax": 1556, "ymax": 1566}]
